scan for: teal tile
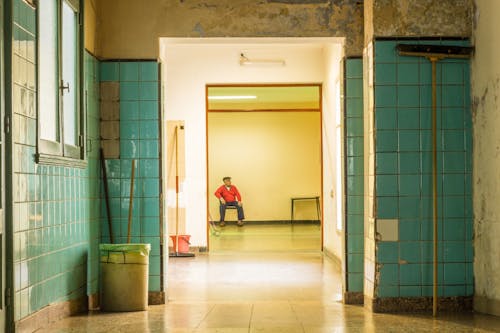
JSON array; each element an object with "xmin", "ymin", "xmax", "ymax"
[
  {"xmin": 347, "ymin": 196, "xmax": 363, "ymax": 215},
  {"xmin": 347, "ymin": 273, "xmax": 363, "ymax": 292},
  {"xmin": 443, "ymin": 241, "xmax": 466, "ymax": 262},
  {"xmin": 397, "ymin": 108, "xmax": 420, "ymax": 130},
  {"xmin": 399, "ymin": 175, "xmax": 420, "ymax": 196},
  {"xmin": 347, "ymin": 156, "xmax": 363, "ymax": 176},
  {"xmin": 443, "ymin": 109, "xmax": 464, "ymax": 129},
  {"xmin": 397, "ymin": 63, "xmax": 419, "ymax": 85},
  {"xmin": 397, "ymin": 86, "xmax": 420, "ymax": 107},
  {"xmin": 400, "ymin": 242, "xmax": 421, "ymax": 263},
  {"xmin": 140, "ymin": 121, "xmax": 159, "ymax": 139},
  {"xmin": 442, "ymin": 85, "xmax": 464, "ymax": 107},
  {"xmin": 376, "ymin": 152, "xmax": 398, "ymax": 174},
  {"xmin": 376, "ymin": 175, "xmax": 398, "ymax": 196},
  {"xmin": 444, "ymin": 263, "xmax": 466, "ymax": 284},
  {"xmin": 379, "ymin": 264, "xmax": 399, "ymax": 286},
  {"xmin": 420, "ymin": 107, "xmax": 432, "ymax": 129},
  {"xmin": 120, "ymin": 62, "xmax": 139, "ymax": 81},
  {"xmin": 444, "ymin": 285, "xmax": 466, "ymax": 297},
  {"xmin": 376, "ymin": 130, "xmax": 398, "ymax": 152},
  {"xmin": 347, "ymin": 78, "xmax": 363, "ymax": 98},
  {"xmin": 400, "ymin": 286, "xmax": 422, "ymax": 297},
  {"xmin": 347, "ymin": 214, "xmax": 364, "ymax": 234},
  {"xmin": 378, "ymin": 285, "xmax": 399, "ymax": 298},
  {"xmin": 399, "ymin": 152, "xmax": 421, "ymax": 174},
  {"xmin": 140, "ymin": 62, "xmax": 158, "ymax": 81},
  {"xmin": 347, "ymin": 176, "xmax": 363, "ymax": 196},
  {"xmin": 347, "ymin": 137, "xmax": 363, "ymax": 156},
  {"xmin": 347, "ymin": 118, "xmax": 363, "ymax": 137},
  {"xmin": 140, "ymin": 159, "xmax": 160, "ymax": 178},
  {"xmin": 143, "ymin": 178, "xmax": 159, "ymax": 197},
  {"xmin": 100, "ymin": 62, "xmax": 119, "ymax": 81},
  {"xmin": 139, "ymin": 101, "xmax": 159, "ymax": 120},
  {"xmin": 141, "ymin": 217, "xmax": 160, "ymax": 236},
  {"xmin": 375, "ymin": 64, "xmax": 396, "ymax": 84},
  {"xmin": 348, "ymin": 99, "xmax": 364, "ymax": 120},
  {"xmin": 399, "ymin": 220, "xmax": 421, "ymax": 241},
  {"xmin": 443, "ymin": 219, "xmax": 465, "ymax": 241},
  {"xmin": 121, "ymin": 101, "xmax": 139, "ymax": 120},
  {"xmin": 120, "ymin": 140, "xmax": 139, "ymax": 158},
  {"xmin": 149, "ymin": 275, "xmax": 161, "ymax": 292},
  {"xmin": 348, "ymin": 254, "xmax": 363, "ymax": 273},
  {"xmin": 375, "ymin": 86, "xmax": 397, "ymax": 107},
  {"xmin": 400, "ymin": 264, "xmax": 421, "ymax": 285},
  {"xmin": 399, "ymin": 197, "xmax": 420, "ymax": 219},
  {"xmin": 443, "ymin": 196, "xmax": 465, "ymax": 218},
  {"xmin": 347, "ymin": 234, "xmax": 364, "ymax": 253},
  {"xmin": 398, "ymin": 130, "xmax": 420, "ymax": 151},
  {"xmin": 142, "ymin": 198, "xmax": 160, "ymax": 217},
  {"xmin": 139, "ymin": 140, "xmax": 159, "ymax": 158},
  {"xmin": 120, "ymin": 121, "xmax": 140, "ymax": 140},
  {"xmin": 375, "ymin": 108, "xmax": 397, "ymax": 130},
  {"xmin": 377, "ymin": 241, "xmax": 398, "ymax": 264},
  {"xmin": 120, "ymin": 82, "xmax": 139, "ymax": 101},
  {"xmin": 120, "ymin": 159, "xmax": 138, "ymax": 179},
  {"xmin": 140, "ymin": 82, "xmax": 159, "ymax": 100},
  {"xmin": 443, "ymin": 174, "xmax": 465, "ymax": 195},
  {"xmin": 443, "ymin": 63, "xmax": 464, "ymax": 84},
  {"xmin": 346, "ymin": 59, "xmax": 363, "ymax": 78},
  {"xmin": 443, "ymin": 130, "xmax": 464, "ymax": 151},
  {"xmin": 376, "ymin": 197, "xmax": 398, "ymax": 219},
  {"xmin": 465, "ymin": 196, "xmax": 473, "ymax": 218},
  {"xmin": 375, "ymin": 41, "xmax": 398, "ymax": 63},
  {"xmin": 466, "ymin": 261, "xmax": 473, "ymax": 284}
]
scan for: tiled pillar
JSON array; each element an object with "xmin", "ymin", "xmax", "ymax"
[{"xmin": 344, "ymin": 58, "xmax": 365, "ymax": 304}]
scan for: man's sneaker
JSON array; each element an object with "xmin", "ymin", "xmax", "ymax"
[
  {"xmin": 237, "ymin": 220, "xmax": 244, "ymax": 227},
  {"xmin": 219, "ymin": 221, "xmax": 226, "ymax": 227}
]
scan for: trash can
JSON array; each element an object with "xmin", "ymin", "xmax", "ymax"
[{"xmin": 100, "ymin": 243, "xmax": 151, "ymax": 311}]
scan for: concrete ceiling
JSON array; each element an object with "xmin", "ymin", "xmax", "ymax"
[{"xmin": 207, "ymin": 85, "xmax": 321, "ymax": 111}]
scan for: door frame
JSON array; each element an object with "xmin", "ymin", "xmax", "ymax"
[
  {"xmin": 205, "ymin": 83, "xmax": 324, "ymax": 251},
  {"xmin": 2, "ymin": 0, "xmax": 15, "ymax": 331}
]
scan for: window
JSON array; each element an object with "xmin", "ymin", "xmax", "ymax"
[{"xmin": 37, "ymin": 0, "xmax": 83, "ymax": 166}]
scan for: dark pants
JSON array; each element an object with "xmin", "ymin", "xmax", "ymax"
[{"xmin": 219, "ymin": 201, "xmax": 245, "ymax": 221}]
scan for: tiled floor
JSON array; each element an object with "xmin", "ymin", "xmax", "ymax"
[{"xmin": 38, "ymin": 225, "xmax": 500, "ymax": 332}]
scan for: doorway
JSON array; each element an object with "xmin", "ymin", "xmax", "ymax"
[{"xmin": 206, "ymin": 84, "xmax": 323, "ymax": 252}]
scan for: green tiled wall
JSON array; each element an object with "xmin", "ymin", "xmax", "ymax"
[
  {"xmin": 10, "ymin": 0, "xmax": 102, "ymax": 321},
  {"xmin": 345, "ymin": 58, "xmax": 364, "ymax": 293},
  {"xmin": 99, "ymin": 61, "xmax": 162, "ymax": 292},
  {"xmin": 373, "ymin": 39, "xmax": 473, "ymax": 298}
]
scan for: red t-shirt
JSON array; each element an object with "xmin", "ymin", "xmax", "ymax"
[{"xmin": 214, "ymin": 185, "xmax": 242, "ymax": 202}]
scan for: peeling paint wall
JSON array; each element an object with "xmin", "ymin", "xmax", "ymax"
[
  {"xmin": 95, "ymin": 0, "xmax": 363, "ymax": 58},
  {"xmin": 471, "ymin": 0, "xmax": 500, "ymax": 317},
  {"xmin": 371, "ymin": 0, "xmax": 472, "ymax": 38}
]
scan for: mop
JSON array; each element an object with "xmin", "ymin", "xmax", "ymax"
[
  {"xmin": 208, "ymin": 213, "xmax": 221, "ymax": 237},
  {"xmin": 396, "ymin": 43, "xmax": 473, "ymax": 316},
  {"xmin": 170, "ymin": 125, "xmax": 195, "ymax": 257}
]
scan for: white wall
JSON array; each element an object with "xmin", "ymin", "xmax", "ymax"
[
  {"xmin": 471, "ymin": 1, "xmax": 500, "ymax": 316},
  {"xmin": 160, "ymin": 38, "xmax": 344, "ymax": 250}
]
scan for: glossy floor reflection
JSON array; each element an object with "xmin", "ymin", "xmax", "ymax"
[{"xmin": 38, "ymin": 225, "xmax": 500, "ymax": 332}]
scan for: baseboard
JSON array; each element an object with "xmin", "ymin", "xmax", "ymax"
[
  {"xmin": 365, "ymin": 295, "xmax": 473, "ymax": 313},
  {"xmin": 149, "ymin": 291, "xmax": 166, "ymax": 305},
  {"xmin": 474, "ymin": 295, "xmax": 500, "ymax": 316},
  {"xmin": 88, "ymin": 293, "xmax": 99, "ymax": 310},
  {"xmin": 215, "ymin": 220, "xmax": 321, "ymax": 225},
  {"xmin": 15, "ymin": 295, "xmax": 88, "ymax": 333},
  {"xmin": 344, "ymin": 291, "xmax": 364, "ymax": 304}
]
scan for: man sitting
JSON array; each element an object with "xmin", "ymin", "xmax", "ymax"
[{"xmin": 214, "ymin": 177, "xmax": 245, "ymax": 227}]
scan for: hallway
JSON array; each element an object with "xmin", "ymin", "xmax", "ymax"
[{"xmin": 37, "ymin": 251, "xmax": 500, "ymax": 332}]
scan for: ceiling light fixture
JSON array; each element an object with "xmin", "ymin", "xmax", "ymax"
[
  {"xmin": 239, "ymin": 53, "xmax": 286, "ymax": 66},
  {"xmin": 208, "ymin": 95, "xmax": 257, "ymax": 100}
]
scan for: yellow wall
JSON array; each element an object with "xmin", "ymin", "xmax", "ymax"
[
  {"xmin": 208, "ymin": 112, "xmax": 321, "ymax": 221},
  {"xmin": 84, "ymin": 0, "xmax": 98, "ymax": 54}
]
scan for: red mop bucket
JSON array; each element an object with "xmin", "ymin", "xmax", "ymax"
[{"xmin": 170, "ymin": 235, "xmax": 191, "ymax": 253}]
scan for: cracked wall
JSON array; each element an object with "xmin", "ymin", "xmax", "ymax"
[
  {"xmin": 94, "ymin": 0, "xmax": 364, "ymax": 58},
  {"xmin": 471, "ymin": 0, "xmax": 500, "ymax": 317}
]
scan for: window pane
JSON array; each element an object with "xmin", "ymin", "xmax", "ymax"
[
  {"xmin": 39, "ymin": 0, "xmax": 59, "ymax": 141},
  {"xmin": 62, "ymin": 1, "xmax": 78, "ymax": 146}
]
